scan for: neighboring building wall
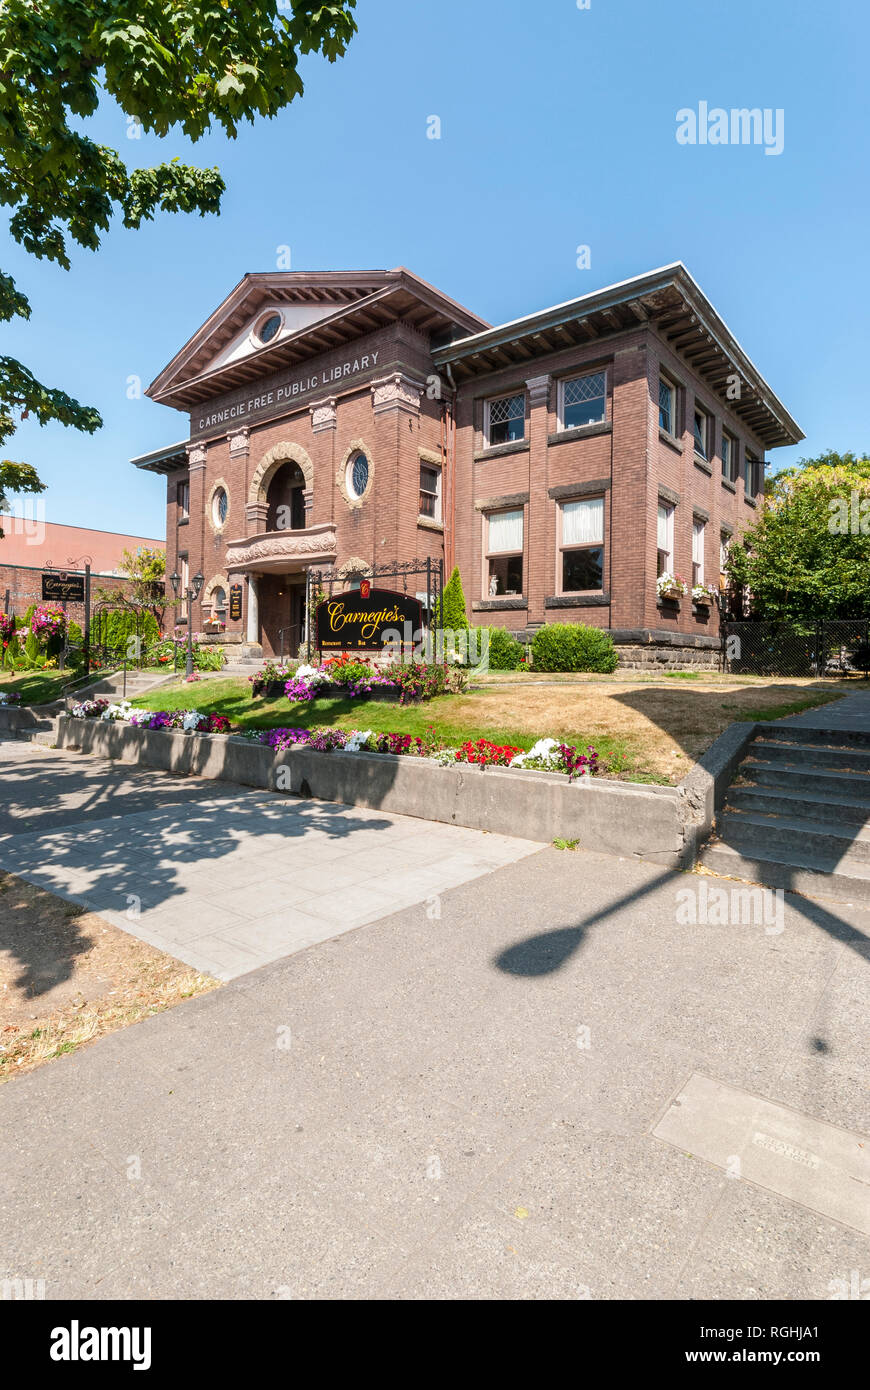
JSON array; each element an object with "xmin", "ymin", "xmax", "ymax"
[
  {"xmin": 0, "ymin": 563, "xmax": 129, "ymax": 623},
  {"xmin": 0, "ymin": 517, "xmax": 163, "ymax": 572}
]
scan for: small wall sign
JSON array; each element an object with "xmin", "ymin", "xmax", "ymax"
[
  {"xmin": 42, "ymin": 572, "xmax": 84, "ymax": 602},
  {"xmin": 229, "ymin": 584, "xmax": 243, "ymax": 622}
]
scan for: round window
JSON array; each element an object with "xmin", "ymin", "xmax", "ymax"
[
  {"xmin": 212, "ymin": 488, "xmax": 228, "ymax": 527},
  {"xmin": 258, "ymin": 313, "xmax": 281, "ymax": 344},
  {"xmin": 346, "ymin": 452, "xmax": 370, "ymax": 500}
]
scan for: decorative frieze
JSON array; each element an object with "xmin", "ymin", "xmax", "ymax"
[
  {"xmin": 228, "ymin": 427, "xmax": 250, "ymax": 458},
  {"xmin": 371, "ymin": 372, "xmax": 423, "ymax": 417},
  {"xmin": 186, "ymin": 443, "xmax": 207, "ymax": 472},
  {"xmin": 309, "ymin": 397, "xmax": 337, "ymax": 433}
]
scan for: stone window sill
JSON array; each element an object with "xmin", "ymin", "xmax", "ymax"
[
  {"xmin": 694, "ymin": 454, "xmax": 713, "ymax": 476},
  {"xmin": 744, "ymin": 495, "xmax": 757, "ymax": 508},
  {"xmin": 472, "ymin": 597, "xmax": 528, "ymax": 612},
  {"xmin": 721, "ymin": 478, "xmax": 737, "ymax": 494},
  {"xmin": 177, "ymin": 516, "xmax": 189, "ymax": 526},
  {"xmin": 547, "ymin": 421, "xmax": 612, "ymax": 446},
  {"xmin": 417, "ymin": 515, "xmax": 444, "ymax": 532},
  {"xmin": 473, "ymin": 439, "xmax": 529, "ymax": 462},
  {"xmin": 659, "ymin": 428, "xmax": 683, "ymax": 454},
  {"xmin": 545, "ymin": 593, "xmax": 610, "ymax": 608}
]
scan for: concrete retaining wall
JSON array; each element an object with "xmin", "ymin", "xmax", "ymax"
[{"xmin": 56, "ymin": 715, "xmax": 695, "ymax": 865}]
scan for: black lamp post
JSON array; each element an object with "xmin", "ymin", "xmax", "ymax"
[{"xmin": 170, "ymin": 569, "xmax": 204, "ymax": 676}]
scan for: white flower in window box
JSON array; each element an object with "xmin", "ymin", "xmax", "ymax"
[
  {"xmin": 691, "ymin": 584, "xmax": 716, "ymax": 607},
  {"xmin": 656, "ymin": 573, "xmax": 688, "ymax": 600}
]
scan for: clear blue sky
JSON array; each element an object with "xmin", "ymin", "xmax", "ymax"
[{"xmin": 3, "ymin": 0, "xmax": 868, "ymax": 540}]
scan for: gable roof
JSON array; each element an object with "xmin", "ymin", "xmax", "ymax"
[
  {"xmin": 147, "ymin": 268, "xmax": 489, "ymax": 410},
  {"xmin": 433, "ymin": 262, "xmax": 803, "ymax": 449}
]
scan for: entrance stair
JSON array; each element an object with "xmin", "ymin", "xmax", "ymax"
[{"xmin": 700, "ymin": 713, "xmax": 870, "ymax": 905}]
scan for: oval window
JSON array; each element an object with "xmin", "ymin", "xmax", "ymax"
[
  {"xmin": 258, "ymin": 313, "xmax": 281, "ymax": 344},
  {"xmin": 212, "ymin": 487, "xmax": 228, "ymax": 527},
  {"xmin": 347, "ymin": 452, "xmax": 370, "ymax": 500}
]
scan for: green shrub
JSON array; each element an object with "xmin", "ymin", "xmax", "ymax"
[
  {"xmin": 437, "ymin": 566, "xmax": 469, "ymax": 631},
  {"xmin": 478, "ymin": 626, "xmax": 525, "ymax": 671},
  {"xmin": 531, "ymin": 622, "xmax": 619, "ymax": 674},
  {"xmin": 92, "ymin": 609, "xmax": 159, "ymax": 660}
]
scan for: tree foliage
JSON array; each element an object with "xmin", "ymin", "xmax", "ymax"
[
  {"xmin": 437, "ymin": 566, "xmax": 469, "ymax": 630},
  {"xmin": 0, "ymin": 1, "xmax": 357, "ymax": 476},
  {"xmin": 725, "ymin": 450, "xmax": 870, "ymax": 625}
]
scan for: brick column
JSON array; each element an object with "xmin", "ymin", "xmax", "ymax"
[
  {"xmin": 608, "ymin": 343, "xmax": 651, "ymax": 631},
  {"xmin": 185, "ymin": 443, "xmax": 207, "ymax": 634},
  {"xmin": 525, "ymin": 373, "xmax": 552, "ymax": 628}
]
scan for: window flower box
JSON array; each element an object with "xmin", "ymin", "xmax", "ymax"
[{"xmin": 656, "ymin": 572, "xmax": 688, "ymax": 602}]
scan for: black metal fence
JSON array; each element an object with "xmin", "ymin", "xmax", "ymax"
[{"xmin": 723, "ymin": 619, "xmax": 870, "ymax": 678}]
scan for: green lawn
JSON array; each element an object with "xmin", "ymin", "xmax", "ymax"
[
  {"xmin": 130, "ymin": 676, "xmax": 641, "ymax": 770},
  {"xmin": 0, "ymin": 667, "xmax": 112, "ymax": 706},
  {"xmin": 129, "ymin": 672, "xmax": 854, "ymax": 785}
]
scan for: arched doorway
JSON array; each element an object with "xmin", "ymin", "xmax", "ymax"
[{"xmin": 266, "ymin": 461, "xmax": 306, "ymax": 533}]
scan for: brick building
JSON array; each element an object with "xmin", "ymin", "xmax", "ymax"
[
  {"xmin": 0, "ymin": 519, "xmax": 164, "ymax": 628},
  {"xmin": 134, "ymin": 263, "xmax": 802, "ymax": 664}
]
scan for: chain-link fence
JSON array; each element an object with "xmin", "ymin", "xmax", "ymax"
[{"xmin": 723, "ymin": 620, "xmax": 870, "ymax": 677}]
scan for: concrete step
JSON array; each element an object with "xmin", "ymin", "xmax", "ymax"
[
  {"xmin": 740, "ymin": 759, "xmax": 870, "ymax": 800},
  {"xmin": 720, "ymin": 807, "xmax": 870, "ymax": 867},
  {"xmin": 750, "ymin": 739, "xmax": 870, "ymax": 772},
  {"xmin": 699, "ymin": 841, "xmax": 870, "ymax": 906},
  {"xmin": 755, "ymin": 721, "xmax": 870, "ymax": 750},
  {"xmin": 728, "ymin": 783, "xmax": 870, "ymax": 826}
]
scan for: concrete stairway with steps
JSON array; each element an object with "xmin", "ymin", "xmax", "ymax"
[
  {"xmin": 700, "ymin": 717, "xmax": 870, "ymax": 905},
  {"xmin": 0, "ymin": 669, "xmax": 175, "ymax": 747}
]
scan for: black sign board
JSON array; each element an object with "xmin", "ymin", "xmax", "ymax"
[
  {"xmin": 316, "ymin": 588, "xmax": 423, "ymax": 651},
  {"xmin": 229, "ymin": 584, "xmax": 243, "ymax": 622},
  {"xmin": 42, "ymin": 572, "xmax": 84, "ymax": 603}
]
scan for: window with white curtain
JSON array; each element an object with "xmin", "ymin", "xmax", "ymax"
[
  {"xmin": 692, "ymin": 518, "xmax": 706, "ymax": 586},
  {"xmin": 559, "ymin": 496, "xmax": 605, "ymax": 592},
  {"xmin": 486, "ymin": 508, "xmax": 523, "ymax": 596},
  {"xmin": 657, "ymin": 503, "xmax": 674, "ymax": 576}
]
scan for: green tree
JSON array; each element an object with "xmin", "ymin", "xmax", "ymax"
[
  {"xmin": 726, "ymin": 450, "xmax": 870, "ymax": 627},
  {"xmin": 96, "ymin": 545, "xmax": 167, "ymax": 623},
  {"xmin": 437, "ymin": 566, "xmax": 469, "ymax": 630},
  {"xmin": 0, "ymin": 1, "xmax": 357, "ymax": 489}
]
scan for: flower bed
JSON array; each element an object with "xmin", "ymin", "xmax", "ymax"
[
  {"xmin": 243, "ymin": 725, "xmax": 600, "ymax": 781},
  {"xmin": 67, "ymin": 703, "xmax": 599, "ymax": 780}
]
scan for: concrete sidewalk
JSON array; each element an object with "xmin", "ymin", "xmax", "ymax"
[
  {"xmin": 0, "ymin": 742, "xmax": 542, "ymax": 978},
  {"xmin": 1, "ymin": 833, "xmax": 868, "ymax": 1299}
]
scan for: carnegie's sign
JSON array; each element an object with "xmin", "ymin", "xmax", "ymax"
[{"xmin": 316, "ymin": 588, "xmax": 423, "ymax": 651}]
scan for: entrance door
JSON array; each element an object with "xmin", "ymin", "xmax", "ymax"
[{"xmin": 259, "ymin": 576, "xmax": 305, "ymax": 659}]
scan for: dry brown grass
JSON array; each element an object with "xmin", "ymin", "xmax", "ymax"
[
  {"xmin": 0, "ymin": 873, "xmax": 218, "ymax": 1082},
  {"xmin": 446, "ymin": 676, "xmax": 853, "ymax": 782}
]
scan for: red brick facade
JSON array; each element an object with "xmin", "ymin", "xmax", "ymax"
[{"xmin": 136, "ymin": 265, "xmax": 802, "ymax": 658}]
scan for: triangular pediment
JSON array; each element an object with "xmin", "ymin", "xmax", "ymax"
[{"xmin": 146, "ymin": 269, "xmax": 488, "ymax": 410}]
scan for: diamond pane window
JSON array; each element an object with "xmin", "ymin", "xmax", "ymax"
[
  {"xmin": 487, "ymin": 394, "xmax": 525, "ymax": 446},
  {"xmin": 693, "ymin": 409, "xmax": 709, "ymax": 460},
  {"xmin": 659, "ymin": 378, "xmax": 674, "ymax": 434},
  {"xmin": 562, "ymin": 372, "xmax": 606, "ymax": 428}
]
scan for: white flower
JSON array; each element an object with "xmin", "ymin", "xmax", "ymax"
[
  {"xmin": 182, "ymin": 711, "xmax": 206, "ymax": 731},
  {"xmin": 344, "ymin": 729, "xmax": 374, "ymax": 752},
  {"xmin": 101, "ymin": 701, "xmax": 133, "ymax": 721},
  {"xmin": 510, "ymin": 737, "xmax": 561, "ymax": 769}
]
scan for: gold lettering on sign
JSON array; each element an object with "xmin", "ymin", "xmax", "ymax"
[{"xmin": 326, "ymin": 600, "xmax": 402, "ymax": 644}]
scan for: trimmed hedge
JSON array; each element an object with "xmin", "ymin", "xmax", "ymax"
[
  {"xmin": 530, "ymin": 622, "xmax": 618, "ymax": 673},
  {"xmin": 478, "ymin": 626, "xmax": 525, "ymax": 671}
]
